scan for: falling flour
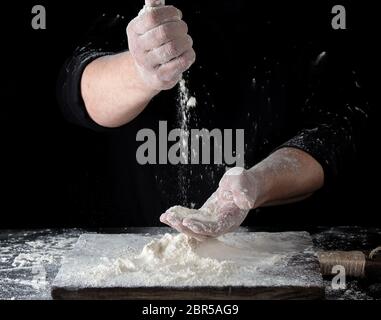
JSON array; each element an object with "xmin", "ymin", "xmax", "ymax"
[
  {"xmin": 53, "ymin": 232, "xmax": 323, "ymax": 289},
  {"xmin": 177, "ymin": 77, "xmax": 198, "ymax": 204},
  {"xmin": 178, "ymin": 77, "xmax": 197, "ymax": 163},
  {"xmin": 139, "ymin": 1, "xmax": 200, "ymax": 205}
]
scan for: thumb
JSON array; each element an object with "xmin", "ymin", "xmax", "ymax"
[{"xmin": 145, "ymin": 0, "xmax": 165, "ymax": 7}]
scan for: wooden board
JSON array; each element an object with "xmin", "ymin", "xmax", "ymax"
[{"xmin": 52, "ymin": 232, "xmax": 324, "ymax": 300}]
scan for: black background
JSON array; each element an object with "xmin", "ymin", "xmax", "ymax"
[{"xmin": 0, "ymin": 1, "xmax": 379, "ymax": 229}]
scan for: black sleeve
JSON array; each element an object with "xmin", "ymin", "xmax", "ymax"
[
  {"xmin": 57, "ymin": 13, "xmax": 133, "ymax": 131},
  {"xmin": 277, "ymin": 41, "xmax": 369, "ymax": 188}
]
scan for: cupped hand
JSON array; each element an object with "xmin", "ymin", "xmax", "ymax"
[{"xmin": 160, "ymin": 167, "xmax": 260, "ymax": 240}]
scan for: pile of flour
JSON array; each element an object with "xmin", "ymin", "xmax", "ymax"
[{"xmin": 87, "ymin": 233, "xmax": 233, "ymax": 286}]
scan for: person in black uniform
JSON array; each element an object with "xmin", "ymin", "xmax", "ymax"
[{"xmin": 57, "ymin": 0, "xmax": 367, "ymax": 240}]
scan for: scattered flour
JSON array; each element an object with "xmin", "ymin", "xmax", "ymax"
[
  {"xmin": 0, "ymin": 230, "xmax": 81, "ymax": 299},
  {"xmin": 186, "ymin": 96, "xmax": 197, "ymax": 108}
]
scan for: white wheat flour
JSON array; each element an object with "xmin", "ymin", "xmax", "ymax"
[{"xmin": 53, "ymin": 232, "xmax": 322, "ymax": 289}]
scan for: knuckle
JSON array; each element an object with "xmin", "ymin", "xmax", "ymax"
[
  {"xmin": 179, "ymin": 20, "xmax": 189, "ymax": 34},
  {"xmin": 186, "ymin": 50, "xmax": 196, "ymax": 65},
  {"xmin": 186, "ymin": 35, "xmax": 194, "ymax": 48},
  {"xmin": 155, "ymin": 68, "xmax": 166, "ymax": 81},
  {"xmin": 190, "ymin": 50, "xmax": 196, "ymax": 64},
  {"xmin": 177, "ymin": 55, "xmax": 189, "ymax": 70},
  {"xmin": 130, "ymin": 37, "xmax": 142, "ymax": 54},
  {"xmin": 166, "ymin": 6, "xmax": 181, "ymax": 18},
  {"xmin": 177, "ymin": 8, "xmax": 183, "ymax": 19},
  {"xmin": 166, "ymin": 42, "xmax": 178, "ymax": 57},
  {"xmin": 191, "ymin": 49, "xmax": 196, "ymax": 60},
  {"xmin": 146, "ymin": 12, "xmax": 159, "ymax": 26}
]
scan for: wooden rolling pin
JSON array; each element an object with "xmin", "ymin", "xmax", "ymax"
[{"xmin": 318, "ymin": 247, "xmax": 381, "ymax": 280}]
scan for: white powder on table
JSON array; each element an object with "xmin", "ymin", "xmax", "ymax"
[
  {"xmin": 80, "ymin": 234, "xmax": 233, "ymax": 287},
  {"xmin": 0, "ymin": 230, "xmax": 81, "ymax": 299},
  {"xmin": 53, "ymin": 232, "xmax": 322, "ymax": 289}
]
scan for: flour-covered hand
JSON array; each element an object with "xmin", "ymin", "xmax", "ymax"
[
  {"xmin": 181, "ymin": 191, "xmax": 249, "ymax": 238},
  {"xmin": 160, "ymin": 167, "xmax": 263, "ymax": 240},
  {"xmin": 127, "ymin": 0, "xmax": 196, "ymax": 91},
  {"xmin": 182, "ymin": 167, "xmax": 263, "ymax": 238}
]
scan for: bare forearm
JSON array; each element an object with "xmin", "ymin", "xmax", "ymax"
[
  {"xmin": 80, "ymin": 1, "xmax": 195, "ymax": 128},
  {"xmin": 81, "ymin": 51, "xmax": 159, "ymax": 128},
  {"xmin": 250, "ymin": 148, "xmax": 324, "ymax": 207}
]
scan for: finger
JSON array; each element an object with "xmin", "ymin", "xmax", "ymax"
[
  {"xmin": 149, "ymin": 35, "xmax": 193, "ymax": 66},
  {"xmin": 133, "ymin": 6, "xmax": 182, "ymax": 35},
  {"xmin": 140, "ymin": 20, "xmax": 188, "ymax": 51},
  {"xmin": 164, "ymin": 214, "xmax": 184, "ymax": 233},
  {"xmin": 159, "ymin": 211, "xmax": 181, "ymax": 230},
  {"xmin": 166, "ymin": 215, "xmax": 208, "ymax": 241},
  {"xmin": 159, "ymin": 212, "xmax": 170, "ymax": 224},
  {"xmin": 184, "ymin": 203, "xmax": 241, "ymax": 235},
  {"xmin": 160, "ymin": 219, "xmax": 172, "ymax": 228},
  {"xmin": 156, "ymin": 49, "xmax": 196, "ymax": 82},
  {"xmin": 165, "ymin": 210, "xmax": 184, "ymax": 224},
  {"xmin": 179, "ymin": 225, "xmax": 209, "ymax": 242},
  {"xmin": 183, "ymin": 218, "xmax": 225, "ymax": 237},
  {"xmin": 183, "ymin": 218, "xmax": 218, "ymax": 235}
]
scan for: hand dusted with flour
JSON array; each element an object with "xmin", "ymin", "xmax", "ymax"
[
  {"xmin": 161, "ymin": 149, "xmax": 324, "ymax": 240},
  {"xmin": 127, "ymin": 0, "xmax": 196, "ymax": 90},
  {"xmin": 160, "ymin": 170, "xmax": 254, "ymax": 241}
]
